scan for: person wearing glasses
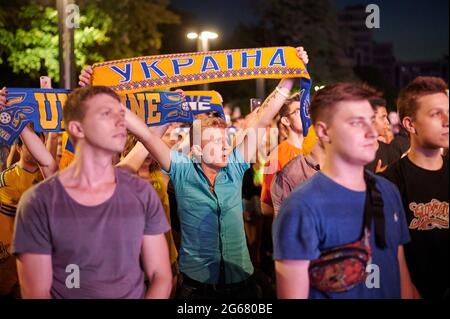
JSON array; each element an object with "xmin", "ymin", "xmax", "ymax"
[{"xmin": 260, "ymin": 93, "xmax": 305, "ymax": 218}]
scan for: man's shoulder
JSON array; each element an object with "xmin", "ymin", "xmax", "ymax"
[
  {"xmin": 0, "ymin": 164, "xmax": 19, "ymax": 187},
  {"xmin": 276, "ymin": 155, "xmax": 308, "ymax": 182},
  {"xmin": 167, "ymin": 150, "xmax": 194, "ymax": 172},
  {"xmin": 277, "ymin": 141, "xmax": 302, "ymax": 159},
  {"xmin": 278, "ymin": 173, "xmax": 326, "ymax": 224},
  {"xmin": 17, "ymin": 174, "xmax": 59, "ymax": 207},
  {"xmin": 367, "ymin": 170, "xmax": 402, "ymax": 202},
  {"xmin": 383, "ymin": 156, "xmax": 408, "ymax": 181},
  {"xmin": 285, "ymin": 172, "xmax": 325, "ymax": 203}
]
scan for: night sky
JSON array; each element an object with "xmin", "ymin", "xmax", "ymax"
[{"xmin": 170, "ymin": 0, "xmax": 449, "ymax": 62}]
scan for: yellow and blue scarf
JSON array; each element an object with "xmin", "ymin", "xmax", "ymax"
[
  {"xmin": 92, "ymin": 46, "xmax": 309, "ymax": 92},
  {"xmin": 1, "ymin": 46, "xmax": 315, "ymax": 151},
  {"xmin": 0, "ymin": 89, "xmax": 224, "ymax": 145}
]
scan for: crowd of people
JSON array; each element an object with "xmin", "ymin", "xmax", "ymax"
[{"xmin": 0, "ymin": 47, "xmax": 448, "ymax": 299}]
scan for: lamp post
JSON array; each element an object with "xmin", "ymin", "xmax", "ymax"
[
  {"xmin": 57, "ymin": 0, "xmax": 76, "ymax": 89},
  {"xmin": 187, "ymin": 31, "xmax": 218, "ymax": 90}
]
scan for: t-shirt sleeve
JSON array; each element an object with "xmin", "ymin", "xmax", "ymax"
[
  {"xmin": 12, "ymin": 186, "xmax": 52, "ymax": 255},
  {"xmin": 270, "ymin": 176, "xmax": 282, "ymax": 215},
  {"xmin": 273, "ymin": 195, "xmax": 321, "ymax": 260},
  {"xmin": 271, "ymin": 170, "xmax": 292, "ymax": 216},
  {"xmin": 143, "ymin": 184, "xmax": 171, "ymax": 236}
]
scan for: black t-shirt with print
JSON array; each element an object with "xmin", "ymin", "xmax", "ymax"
[{"xmin": 383, "ymin": 156, "xmax": 449, "ymax": 299}]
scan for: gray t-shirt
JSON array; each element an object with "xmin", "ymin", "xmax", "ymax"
[
  {"xmin": 271, "ymin": 155, "xmax": 319, "ymax": 216},
  {"xmin": 12, "ymin": 168, "xmax": 170, "ymax": 299}
]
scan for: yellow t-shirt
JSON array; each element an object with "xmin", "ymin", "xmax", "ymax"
[
  {"xmin": 145, "ymin": 170, "xmax": 178, "ymax": 268},
  {"xmin": 59, "ymin": 132, "xmax": 75, "ymax": 170},
  {"xmin": 0, "ymin": 163, "xmax": 42, "ymax": 295},
  {"xmin": 0, "ymin": 163, "xmax": 43, "ymax": 212}
]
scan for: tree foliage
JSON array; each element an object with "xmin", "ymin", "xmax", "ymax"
[
  {"xmin": 0, "ymin": 2, "xmax": 110, "ymax": 82},
  {"xmin": 0, "ymin": 0, "xmax": 180, "ymax": 84},
  {"xmin": 261, "ymin": 0, "xmax": 356, "ymax": 84},
  {"xmin": 84, "ymin": 0, "xmax": 180, "ymax": 60}
]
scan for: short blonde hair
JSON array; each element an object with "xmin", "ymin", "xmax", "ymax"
[{"xmin": 189, "ymin": 113, "xmax": 227, "ymax": 146}]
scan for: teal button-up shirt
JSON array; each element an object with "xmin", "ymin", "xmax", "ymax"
[{"xmin": 164, "ymin": 148, "xmax": 253, "ymax": 284}]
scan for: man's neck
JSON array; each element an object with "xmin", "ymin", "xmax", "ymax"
[
  {"xmin": 286, "ymin": 130, "xmax": 303, "ymax": 149},
  {"xmin": 408, "ymin": 141, "xmax": 443, "ymax": 171},
  {"xmin": 201, "ymin": 162, "xmax": 220, "ymax": 187},
  {"xmin": 60, "ymin": 143, "xmax": 116, "ymax": 188},
  {"xmin": 321, "ymin": 153, "xmax": 366, "ymax": 192},
  {"xmin": 310, "ymin": 146, "xmax": 326, "ymax": 169}
]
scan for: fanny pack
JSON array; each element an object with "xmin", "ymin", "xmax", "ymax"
[{"xmin": 308, "ymin": 171, "xmax": 387, "ymax": 293}]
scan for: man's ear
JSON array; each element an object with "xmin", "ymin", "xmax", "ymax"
[
  {"xmin": 402, "ymin": 116, "xmax": 416, "ymax": 135},
  {"xmin": 315, "ymin": 121, "xmax": 330, "ymax": 144},
  {"xmin": 67, "ymin": 121, "xmax": 85, "ymax": 140},
  {"xmin": 280, "ymin": 116, "xmax": 290, "ymax": 128}
]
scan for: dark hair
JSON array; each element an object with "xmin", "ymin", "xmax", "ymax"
[
  {"xmin": 369, "ymin": 97, "xmax": 387, "ymax": 111},
  {"xmin": 63, "ymin": 86, "xmax": 120, "ymax": 140},
  {"xmin": 310, "ymin": 83, "xmax": 377, "ymax": 124},
  {"xmin": 279, "ymin": 93, "xmax": 300, "ymax": 118},
  {"xmin": 397, "ymin": 76, "xmax": 448, "ymax": 122}
]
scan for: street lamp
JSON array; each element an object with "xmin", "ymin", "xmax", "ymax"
[
  {"xmin": 187, "ymin": 31, "xmax": 218, "ymax": 51},
  {"xmin": 187, "ymin": 31, "xmax": 219, "ymax": 90}
]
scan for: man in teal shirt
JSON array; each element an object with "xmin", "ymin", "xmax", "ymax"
[{"xmin": 166, "ymin": 127, "xmax": 253, "ymax": 286}]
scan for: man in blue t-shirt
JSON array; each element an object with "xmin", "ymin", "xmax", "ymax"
[{"xmin": 273, "ymin": 83, "xmax": 416, "ymax": 299}]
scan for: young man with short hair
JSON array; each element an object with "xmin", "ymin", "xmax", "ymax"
[
  {"xmin": 274, "ymin": 83, "xmax": 415, "ymax": 299},
  {"xmin": 366, "ymin": 97, "xmax": 401, "ymax": 172},
  {"xmin": 383, "ymin": 76, "xmax": 449, "ymax": 299},
  {"xmin": 12, "ymin": 86, "xmax": 172, "ymax": 298}
]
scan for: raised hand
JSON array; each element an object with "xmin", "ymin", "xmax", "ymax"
[
  {"xmin": 296, "ymin": 46, "xmax": 309, "ymax": 65},
  {"xmin": 0, "ymin": 87, "xmax": 7, "ymax": 109},
  {"xmin": 78, "ymin": 65, "xmax": 93, "ymax": 87}
]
